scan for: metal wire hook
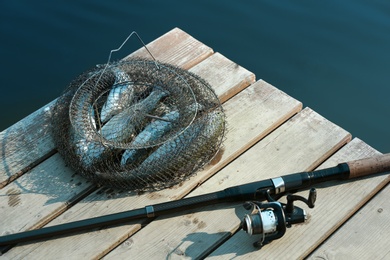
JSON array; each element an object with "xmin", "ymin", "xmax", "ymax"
[
  {"xmin": 92, "ymin": 31, "xmax": 160, "ymax": 140},
  {"xmin": 97, "ymin": 31, "xmax": 159, "ymax": 87},
  {"xmin": 106, "ymin": 31, "xmax": 159, "ymax": 68}
]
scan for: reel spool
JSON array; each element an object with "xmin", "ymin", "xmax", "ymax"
[{"xmin": 242, "ymin": 188, "xmax": 317, "ymax": 248}]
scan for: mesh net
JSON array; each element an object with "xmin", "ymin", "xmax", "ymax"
[{"xmin": 52, "ymin": 59, "xmax": 225, "ymax": 191}]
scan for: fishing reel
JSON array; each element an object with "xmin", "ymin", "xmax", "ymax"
[{"xmin": 241, "ymin": 188, "xmax": 316, "ymax": 248}]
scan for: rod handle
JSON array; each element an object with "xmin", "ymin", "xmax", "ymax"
[{"xmin": 347, "ymin": 153, "xmax": 390, "ymax": 179}]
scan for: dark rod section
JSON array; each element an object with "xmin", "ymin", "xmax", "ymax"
[
  {"xmin": 2, "ymin": 157, "xmax": 387, "ymax": 251},
  {"xmin": 0, "ymin": 208, "xmax": 146, "ymax": 247},
  {"xmin": 0, "ymin": 183, "xmax": 272, "ymax": 248},
  {"xmin": 281, "ymin": 163, "xmax": 350, "ymax": 192}
]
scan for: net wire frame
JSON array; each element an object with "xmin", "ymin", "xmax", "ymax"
[{"xmin": 52, "ymin": 58, "xmax": 226, "ymax": 191}]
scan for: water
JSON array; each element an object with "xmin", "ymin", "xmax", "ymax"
[{"xmin": 1, "ymin": 0, "xmax": 389, "ymax": 152}]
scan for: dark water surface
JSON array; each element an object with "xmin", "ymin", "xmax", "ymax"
[{"xmin": 1, "ymin": 1, "xmax": 389, "ymax": 152}]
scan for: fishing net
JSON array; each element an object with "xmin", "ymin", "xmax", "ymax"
[{"xmin": 52, "ymin": 59, "xmax": 225, "ymax": 191}]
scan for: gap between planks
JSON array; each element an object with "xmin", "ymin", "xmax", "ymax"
[
  {"xmin": 102, "ymin": 107, "xmax": 351, "ymax": 259},
  {"xmin": 208, "ymin": 138, "xmax": 388, "ymax": 259},
  {"xmin": 308, "ymin": 177, "xmax": 389, "ymax": 260},
  {"xmin": 4, "ymin": 80, "xmax": 302, "ymax": 259}
]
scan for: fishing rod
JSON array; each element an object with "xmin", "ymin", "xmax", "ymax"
[{"xmin": 0, "ymin": 154, "xmax": 389, "ymax": 250}]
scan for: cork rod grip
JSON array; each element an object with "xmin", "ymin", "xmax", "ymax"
[{"xmin": 347, "ymin": 153, "xmax": 390, "ymax": 179}]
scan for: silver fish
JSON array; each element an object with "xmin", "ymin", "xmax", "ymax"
[
  {"xmin": 93, "ymin": 110, "xmax": 224, "ymax": 188},
  {"xmin": 74, "ymin": 89, "xmax": 167, "ymax": 167},
  {"xmin": 74, "ymin": 138, "xmax": 107, "ymax": 167},
  {"xmin": 100, "ymin": 67, "xmax": 134, "ymax": 123},
  {"xmin": 120, "ymin": 101, "xmax": 204, "ymax": 166},
  {"xmin": 131, "ymin": 110, "xmax": 225, "ymax": 181},
  {"xmin": 72, "ymin": 106, "xmax": 104, "ymax": 166},
  {"xmin": 100, "ymin": 89, "xmax": 168, "ymax": 143},
  {"xmin": 121, "ymin": 110, "xmax": 180, "ymax": 166}
]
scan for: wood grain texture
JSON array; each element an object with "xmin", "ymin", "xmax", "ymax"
[
  {"xmin": 0, "ymin": 101, "xmax": 56, "ymax": 188},
  {"xmin": 0, "ymin": 153, "xmax": 93, "ymax": 236},
  {"xmin": 209, "ymin": 138, "xmax": 389, "ymax": 259},
  {"xmin": 189, "ymin": 52, "xmax": 256, "ymax": 103},
  {"xmin": 127, "ymin": 27, "xmax": 213, "ymax": 70},
  {"xmin": 103, "ymin": 108, "xmax": 351, "ymax": 259},
  {"xmin": 4, "ymin": 80, "xmax": 301, "ymax": 259},
  {"xmin": 309, "ymin": 175, "xmax": 389, "ymax": 259},
  {"xmin": 0, "ymin": 27, "xmax": 212, "ymax": 188}
]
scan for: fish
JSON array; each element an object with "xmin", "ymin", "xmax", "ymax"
[
  {"xmin": 100, "ymin": 67, "xmax": 134, "ymax": 123},
  {"xmin": 72, "ymin": 106, "xmax": 106, "ymax": 167},
  {"xmin": 74, "ymin": 138, "xmax": 107, "ymax": 167},
  {"xmin": 91, "ymin": 110, "xmax": 225, "ymax": 188},
  {"xmin": 143, "ymin": 110, "xmax": 223, "ymax": 162},
  {"xmin": 120, "ymin": 110, "xmax": 180, "ymax": 166},
  {"xmin": 74, "ymin": 87, "xmax": 168, "ymax": 167},
  {"xmin": 120, "ymin": 101, "xmax": 205, "ymax": 166},
  {"xmin": 119, "ymin": 110, "xmax": 224, "ymax": 187},
  {"xmin": 72, "ymin": 121, "xmax": 108, "ymax": 167},
  {"xmin": 100, "ymin": 89, "xmax": 168, "ymax": 143}
]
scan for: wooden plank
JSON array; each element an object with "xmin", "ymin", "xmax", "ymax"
[
  {"xmin": 102, "ymin": 108, "xmax": 351, "ymax": 259},
  {"xmin": 0, "ymin": 101, "xmax": 56, "ymax": 188},
  {"xmin": 4, "ymin": 80, "xmax": 301, "ymax": 259},
  {"xmin": 189, "ymin": 52, "xmax": 256, "ymax": 103},
  {"xmin": 0, "ymin": 153, "xmax": 93, "ymax": 235},
  {"xmin": 208, "ymin": 138, "xmax": 389, "ymax": 259},
  {"xmin": 0, "ymin": 27, "xmax": 213, "ymax": 188},
  {"xmin": 315, "ymin": 191, "xmax": 390, "ymax": 259},
  {"xmin": 127, "ymin": 27, "xmax": 213, "ymax": 70},
  {"xmin": 309, "ymin": 154, "xmax": 390, "ymax": 259}
]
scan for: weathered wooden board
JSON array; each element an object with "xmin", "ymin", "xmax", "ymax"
[
  {"xmin": 309, "ymin": 156, "xmax": 390, "ymax": 259},
  {"xmin": 127, "ymin": 27, "xmax": 213, "ymax": 70},
  {"xmin": 0, "ymin": 27, "xmax": 212, "ymax": 188},
  {"xmin": 0, "ymin": 153, "xmax": 93, "ymax": 235},
  {"xmin": 102, "ymin": 108, "xmax": 351, "ymax": 259},
  {"xmin": 4, "ymin": 80, "xmax": 301, "ymax": 259},
  {"xmin": 0, "ymin": 101, "xmax": 56, "ymax": 188},
  {"xmin": 189, "ymin": 52, "xmax": 255, "ymax": 103},
  {"xmin": 208, "ymin": 138, "xmax": 388, "ymax": 259}
]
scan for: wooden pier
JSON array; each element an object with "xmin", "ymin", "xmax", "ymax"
[{"xmin": 1, "ymin": 28, "xmax": 389, "ymax": 259}]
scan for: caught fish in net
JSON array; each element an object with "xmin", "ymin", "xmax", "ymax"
[{"xmin": 51, "ymin": 58, "xmax": 226, "ymax": 191}]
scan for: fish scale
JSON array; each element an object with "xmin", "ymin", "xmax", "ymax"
[
  {"xmin": 100, "ymin": 89, "xmax": 168, "ymax": 143},
  {"xmin": 74, "ymin": 89, "xmax": 168, "ymax": 167},
  {"xmin": 96, "ymin": 110, "xmax": 225, "ymax": 189},
  {"xmin": 100, "ymin": 67, "xmax": 134, "ymax": 123},
  {"xmin": 121, "ymin": 110, "xmax": 180, "ymax": 166}
]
